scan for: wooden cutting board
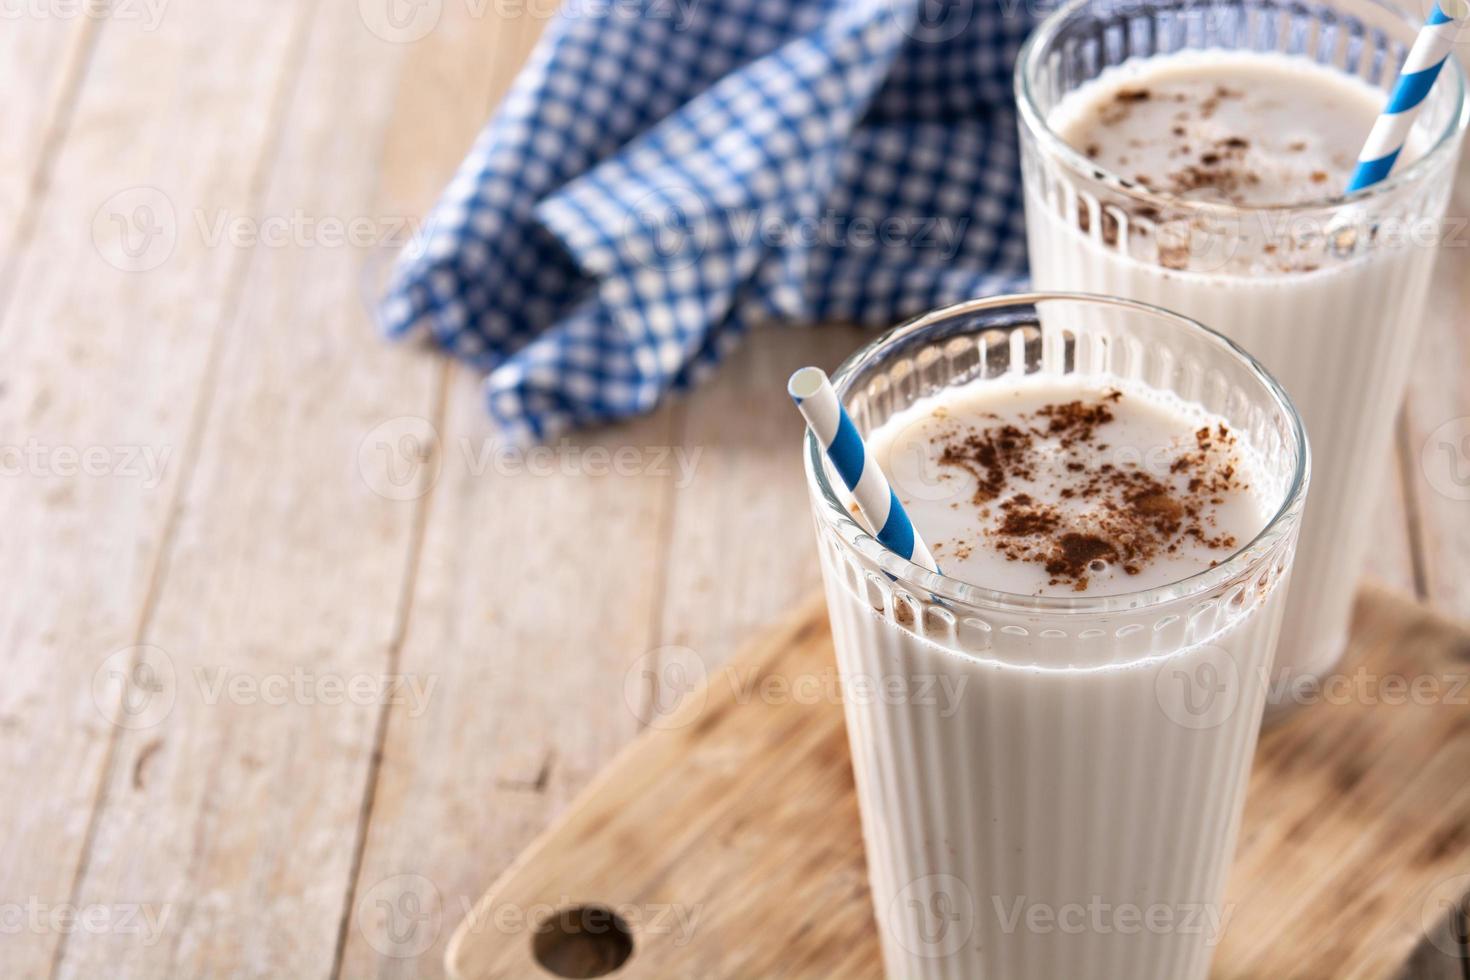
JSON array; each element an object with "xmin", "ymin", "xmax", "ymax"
[{"xmin": 448, "ymin": 586, "xmax": 1470, "ymax": 980}]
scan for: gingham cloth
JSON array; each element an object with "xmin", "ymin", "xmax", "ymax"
[{"xmin": 380, "ymin": 0, "xmax": 1034, "ymax": 441}]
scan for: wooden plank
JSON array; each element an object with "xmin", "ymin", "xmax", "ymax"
[
  {"xmin": 446, "ymin": 593, "xmax": 866, "ymax": 980},
  {"xmin": 0, "ymin": 6, "xmax": 317, "ymax": 978},
  {"xmin": 41, "ymin": 3, "xmax": 499, "ymax": 976},
  {"xmin": 653, "ymin": 325, "xmax": 869, "ymax": 674},
  {"xmin": 338, "ymin": 371, "xmax": 679, "ymax": 980},
  {"xmin": 340, "ymin": 323, "xmax": 867, "ymax": 979},
  {"xmin": 1218, "ymin": 591, "xmax": 1470, "ymax": 979},
  {"xmin": 0, "ymin": 18, "xmax": 96, "ymax": 271},
  {"xmin": 334, "ymin": 14, "xmax": 690, "ymax": 979},
  {"xmin": 446, "ymin": 586, "xmax": 1470, "ymax": 980},
  {"xmin": 1393, "ymin": 900, "xmax": 1469, "ymax": 980}
]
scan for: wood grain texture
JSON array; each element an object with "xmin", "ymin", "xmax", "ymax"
[
  {"xmin": 448, "ymin": 586, "xmax": 1470, "ymax": 980},
  {"xmin": 338, "ymin": 374, "xmax": 678, "ymax": 979},
  {"xmin": 345, "ymin": 323, "xmax": 961, "ymax": 979},
  {"xmin": 654, "ymin": 325, "xmax": 869, "ymax": 672},
  {"xmin": 329, "ymin": 11, "xmax": 687, "ymax": 980},
  {"xmin": 0, "ymin": 1, "xmax": 1456, "ymax": 977},
  {"xmin": 0, "ymin": 18, "xmax": 96, "ymax": 281},
  {"xmin": 0, "ymin": 5, "xmax": 316, "ymax": 977},
  {"xmin": 47, "ymin": 4, "xmax": 460, "ymax": 977},
  {"xmin": 1217, "ymin": 590, "xmax": 1470, "ymax": 979}
]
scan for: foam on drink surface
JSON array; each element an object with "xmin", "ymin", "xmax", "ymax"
[
  {"xmin": 1049, "ymin": 50, "xmax": 1412, "ymax": 208},
  {"xmin": 869, "ymin": 374, "xmax": 1272, "ymax": 597}
]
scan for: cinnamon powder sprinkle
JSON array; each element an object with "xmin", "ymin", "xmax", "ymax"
[{"xmin": 932, "ymin": 391, "xmax": 1247, "ymax": 591}]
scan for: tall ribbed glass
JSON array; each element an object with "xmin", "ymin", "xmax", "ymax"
[
  {"xmin": 802, "ymin": 294, "xmax": 1309, "ymax": 980},
  {"xmin": 1016, "ymin": 0, "xmax": 1468, "ymax": 697}
]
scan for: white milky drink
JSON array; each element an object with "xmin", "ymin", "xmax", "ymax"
[
  {"xmin": 875, "ymin": 375, "xmax": 1273, "ymax": 596},
  {"xmin": 1018, "ymin": 8, "xmax": 1469, "ymax": 695},
  {"xmin": 1050, "ymin": 53, "xmax": 1390, "ymax": 213},
  {"xmin": 803, "ymin": 295, "xmax": 1308, "ymax": 980}
]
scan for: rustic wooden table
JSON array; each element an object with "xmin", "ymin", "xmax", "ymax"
[{"xmin": 3, "ymin": 6, "xmax": 1467, "ymax": 979}]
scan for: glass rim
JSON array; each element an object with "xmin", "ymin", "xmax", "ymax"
[
  {"xmin": 1014, "ymin": 0, "xmax": 1470, "ymax": 217},
  {"xmin": 803, "ymin": 292, "xmax": 1311, "ymax": 616}
]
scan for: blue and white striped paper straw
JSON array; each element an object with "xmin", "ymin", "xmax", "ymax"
[
  {"xmin": 1347, "ymin": 0, "xmax": 1463, "ymax": 192},
  {"xmin": 789, "ymin": 366, "xmax": 940, "ymax": 573}
]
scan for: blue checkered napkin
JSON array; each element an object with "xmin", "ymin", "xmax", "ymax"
[{"xmin": 381, "ymin": 0, "xmax": 1034, "ymax": 441}]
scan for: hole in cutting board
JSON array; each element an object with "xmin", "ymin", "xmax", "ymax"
[{"xmin": 531, "ymin": 904, "xmax": 634, "ymax": 978}]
